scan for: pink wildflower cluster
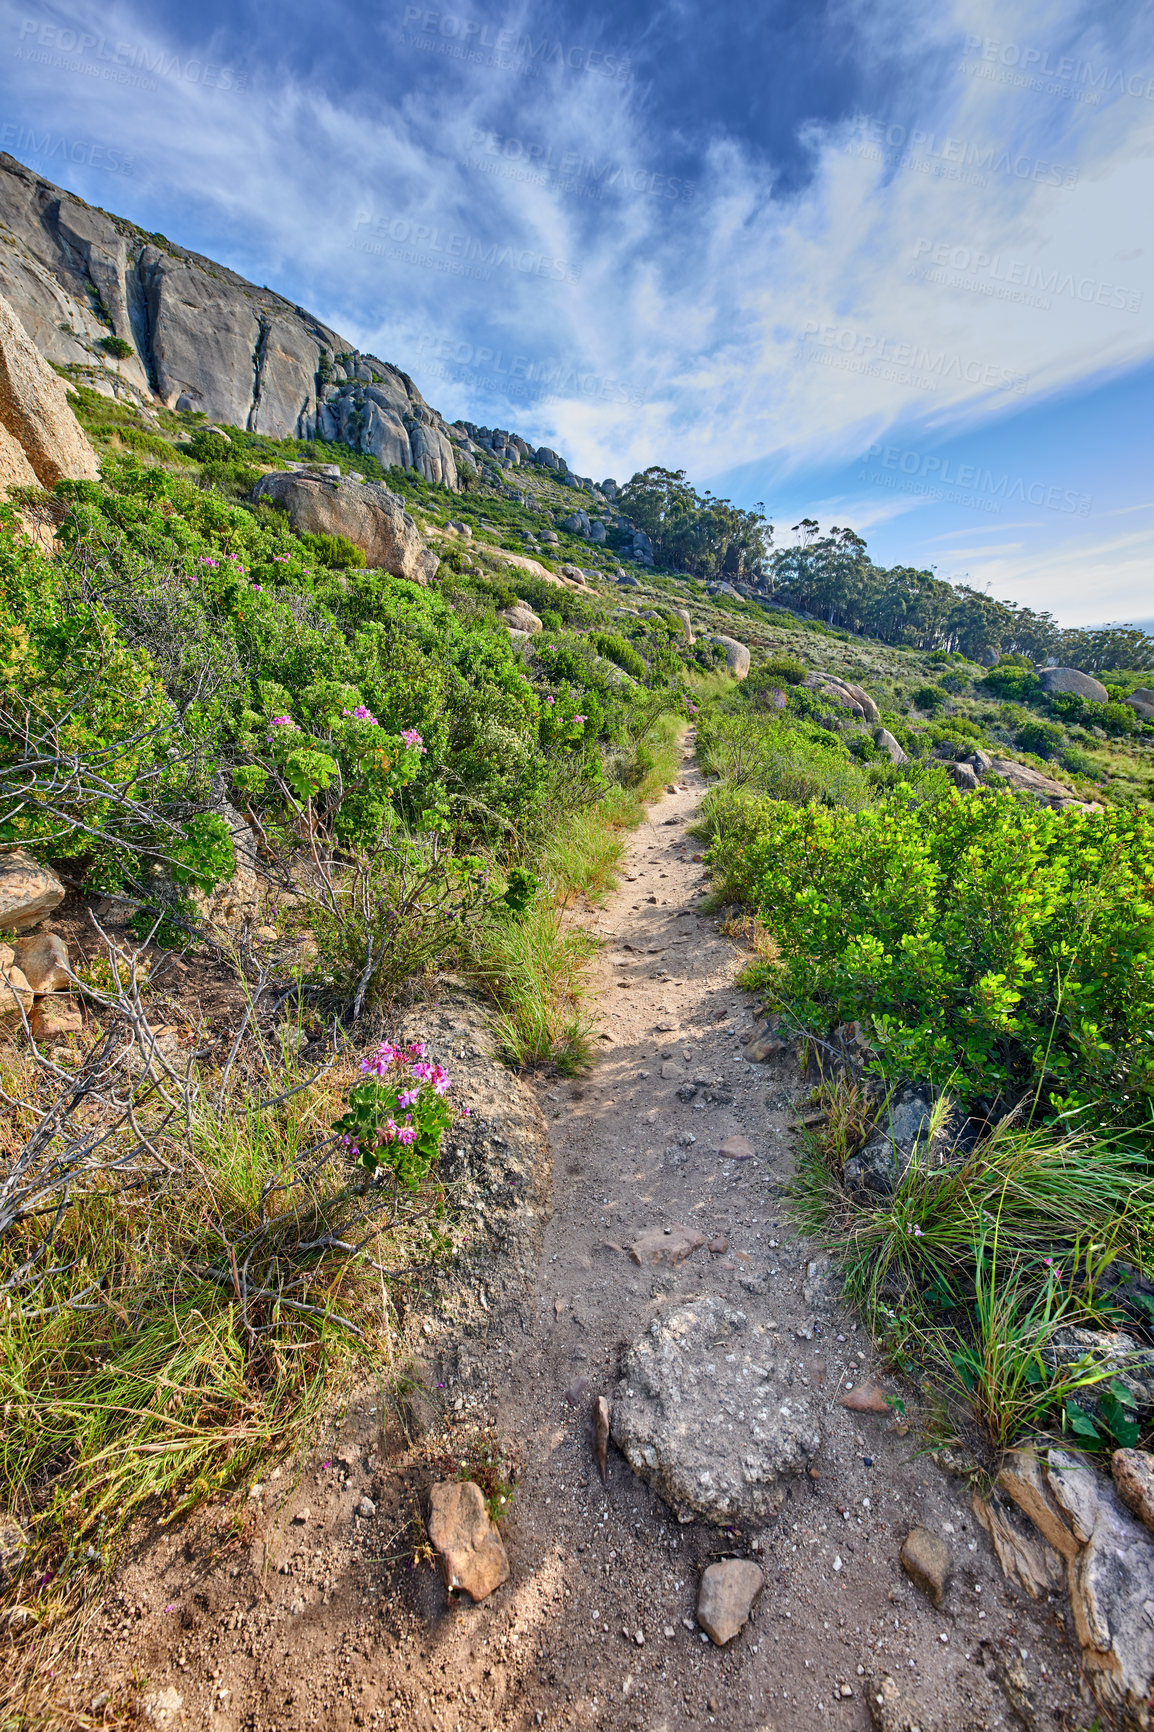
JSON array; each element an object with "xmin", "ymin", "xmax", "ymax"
[
  {"xmin": 273, "ymin": 553, "xmax": 291, "ymax": 563},
  {"xmin": 400, "ymin": 728, "xmax": 426, "ymax": 752},
  {"xmin": 198, "ymin": 555, "xmax": 219, "ymax": 568},
  {"xmin": 343, "ymin": 704, "xmax": 379, "ymax": 724},
  {"xmin": 362, "ymin": 1039, "xmax": 427, "ymax": 1075},
  {"xmin": 270, "ymin": 715, "xmax": 295, "ymax": 727},
  {"xmin": 573, "ymin": 713, "xmax": 587, "ymax": 725}
]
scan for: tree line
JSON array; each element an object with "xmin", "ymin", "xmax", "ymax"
[{"xmin": 619, "ymin": 470, "xmax": 1152, "ymax": 670}]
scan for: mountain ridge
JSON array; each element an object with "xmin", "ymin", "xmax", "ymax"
[{"xmin": 0, "ymin": 151, "xmax": 599, "ymax": 497}]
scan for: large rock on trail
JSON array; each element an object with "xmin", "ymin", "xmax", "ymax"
[
  {"xmin": 251, "ymin": 471, "xmax": 437, "ymax": 584},
  {"xmin": 0, "ymin": 290, "xmax": 98, "ymax": 488},
  {"xmin": 427, "ymin": 1480, "xmax": 509, "ymax": 1601},
  {"xmin": 1038, "ymin": 667, "xmax": 1108, "ymax": 703},
  {"xmin": 611, "ymin": 1296, "xmax": 820, "ymax": 1522}
]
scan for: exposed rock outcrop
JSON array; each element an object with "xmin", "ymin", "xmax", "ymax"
[
  {"xmin": 804, "ymin": 672, "xmax": 880, "ymax": 723},
  {"xmin": 0, "ymin": 153, "xmax": 460, "ymax": 482},
  {"xmin": 251, "ymin": 471, "xmax": 438, "ymax": 584},
  {"xmin": 0, "ymin": 289, "xmax": 98, "ymax": 489}
]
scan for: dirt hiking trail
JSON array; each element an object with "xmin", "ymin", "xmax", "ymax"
[{"xmin": 79, "ymin": 739, "xmax": 1090, "ymax": 1732}]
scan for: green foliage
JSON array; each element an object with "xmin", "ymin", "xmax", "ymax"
[
  {"xmin": 592, "ymin": 630, "xmax": 646, "ymax": 680},
  {"xmin": 980, "ymin": 662, "xmax": 1042, "ymax": 702},
  {"xmin": 1016, "ymin": 718, "xmax": 1065, "ymax": 759},
  {"xmin": 333, "ymin": 1041, "xmax": 456, "ymax": 1189},
  {"xmin": 97, "ymin": 335, "xmax": 134, "ymax": 359},
  {"xmin": 186, "ymin": 428, "xmax": 234, "ymax": 462},
  {"xmin": 298, "ymin": 531, "xmax": 368, "ymax": 570},
  {"xmin": 912, "ymin": 683, "xmax": 948, "ymax": 713},
  {"xmin": 720, "ymin": 788, "xmax": 1154, "ymax": 1129},
  {"xmin": 171, "ymin": 812, "xmax": 235, "ymax": 891}
]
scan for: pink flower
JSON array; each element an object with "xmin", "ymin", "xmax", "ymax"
[
  {"xmin": 362, "ymin": 1041, "xmax": 403, "ymax": 1076},
  {"xmin": 252, "ymin": 583, "xmax": 262, "ymax": 592},
  {"xmin": 273, "ymin": 553, "xmax": 291, "ymax": 562},
  {"xmin": 573, "ymin": 714, "xmax": 587, "ymax": 725},
  {"xmin": 411, "ymin": 1061, "xmax": 434, "ymax": 1082},
  {"xmin": 429, "ymin": 1064, "xmax": 451, "ymax": 1096},
  {"xmin": 398, "ymin": 1088, "xmax": 419, "ymax": 1109},
  {"xmin": 462, "ymin": 1105, "xmax": 471, "ymax": 1116},
  {"xmin": 396, "ymin": 1124, "xmax": 417, "ymax": 1145},
  {"xmin": 343, "ymin": 705, "xmax": 379, "ymax": 724},
  {"xmin": 401, "ymin": 728, "xmax": 426, "ymax": 752},
  {"xmin": 544, "ymin": 695, "xmax": 555, "ymax": 705},
  {"xmin": 197, "ymin": 556, "xmax": 218, "ymax": 567},
  {"xmin": 270, "ymin": 715, "xmax": 294, "ymax": 727},
  {"xmin": 408, "ymin": 1041, "xmax": 427, "ymax": 1058}
]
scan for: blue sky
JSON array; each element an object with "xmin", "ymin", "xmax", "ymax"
[{"xmin": 2, "ymin": 0, "xmax": 1152, "ymax": 626}]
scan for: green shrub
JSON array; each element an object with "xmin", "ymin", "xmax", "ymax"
[
  {"xmin": 97, "ymin": 335, "xmax": 133, "ymax": 360},
  {"xmin": 187, "ymin": 428, "xmax": 234, "ymax": 462},
  {"xmin": 911, "ymin": 683, "xmax": 948, "ymax": 713},
  {"xmin": 720, "ymin": 789, "xmax": 1154, "ymax": 1130},
  {"xmin": 980, "ymin": 662, "xmax": 1042, "ymax": 702},
  {"xmin": 298, "ymin": 531, "xmax": 368, "ymax": 570},
  {"xmin": 592, "ymin": 631, "xmax": 646, "ymax": 680},
  {"xmin": 1015, "ymin": 718, "xmax": 1065, "ymax": 758}
]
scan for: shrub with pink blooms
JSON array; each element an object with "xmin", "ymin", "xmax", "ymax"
[{"xmin": 333, "ymin": 1040, "xmax": 460, "ymax": 1189}]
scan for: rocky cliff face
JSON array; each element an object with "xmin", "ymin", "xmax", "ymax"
[{"xmin": 0, "ymin": 152, "xmax": 462, "ymax": 486}]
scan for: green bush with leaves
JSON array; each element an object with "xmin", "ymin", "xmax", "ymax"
[{"xmin": 722, "ymin": 788, "xmax": 1154, "ymax": 1130}]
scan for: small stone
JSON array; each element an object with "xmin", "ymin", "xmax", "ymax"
[
  {"xmin": 0, "ymin": 963, "xmax": 33, "ymax": 1023},
  {"xmin": 292, "ymin": 1507, "xmax": 310, "ymax": 1524},
  {"xmin": 840, "ymin": 1683, "xmax": 853, "ymax": 1697},
  {"xmin": 289, "ymin": 1597, "xmax": 306, "ymax": 1616},
  {"xmin": 900, "ymin": 1525, "xmax": 951, "ymax": 1606},
  {"xmin": 427, "ymin": 1480, "xmax": 510, "ymax": 1602},
  {"xmin": 142, "ymin": 1687, "xmax": 184, "ymax": 1727},
  {"xmin": 11, "ymin": 931, "xmax": 69, "ymax": 992},
  {"xmin": 1112, "ymin": 1448, "xmax": 1154, "ymax": 1534},
  {"xmin": 29, "ymin": 994, "xmax": 83, "ymax": 1039},
  {"xmin": 664, "ymin": 1625, "xmax": 676, "ymax": 1638},
  {"xmin": 357, "ymin": 1496, "xmax": 376, "ymax": 1518},
  {"xmin": 593, "ymin": 1396, "xmax": 610, "ymax": 1483},
  {"xmin": 696, "ymin": 1558, "xmax": 763, "ymax": 1644},
  {"xmin": 838, "ymin": 1385, "xmax": 891, "ymax": 1414},
  {"xmin": 629, "ymin": 1225, "xmax": 705, "ymax": 1266},
  {"xmin": 717, "ymin": 1134, "xmax": 755, "ymax": 1161},
  {"xmin": 744, "ymin": 1036, "xmax": 788, "ymax": 1063},
  {"xmin": 867, "ymin": 1673, "xmax": 935, "ymax": 1732},
  {"xmin": 0, "ymin": 1510, "xmax": 28, "ymax": 1588},
  {"xmin": 566, "ymin": 1375, "xmax": 591, "ymax": 1407},
  {"xmin": 660, "ymin": 1061, "xmax": 682, "ymax": 1079},
  {"xmin": 707, "ymin": 1236, "xmax": 729, "ymax": 1254}
]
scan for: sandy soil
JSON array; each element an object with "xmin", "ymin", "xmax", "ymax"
[{"xmin": 71, "ymin": 744, "xmax": 1093, "ymax": 1732}]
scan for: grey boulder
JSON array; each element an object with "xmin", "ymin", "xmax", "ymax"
[
  {"xmin": 1038, "ymin": 666, "xmax": 1108, "ymax": 703},
  {"xmin": 611, "ymin": 1296, "xmax": 820, "ymax": 1523},
  {"xmin": 251, "ymin": 472, "xmax": 437, "ymax": 585},
  {"xmin": 874, "ymin": 728, "xmax": 906, "ymax": 765},
  {"xmin": 709, "ymin": 635, "xmax": 751, "ymax": 680}
]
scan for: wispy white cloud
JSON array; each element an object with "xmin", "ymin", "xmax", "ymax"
[{"xmin": 0, "ymin": 0, "xmax": 1150, "ymax": 615}]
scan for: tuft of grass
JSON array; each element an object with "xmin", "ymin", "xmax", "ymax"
[
  {"xmin": 790, "ymin": 1078, "xmax": 1154, "ymax": 1452},
  {"xmin": 470, "ymin": 904, "xmax": 598, "ymax": 1073}
]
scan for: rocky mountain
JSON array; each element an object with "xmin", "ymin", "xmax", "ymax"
[{"xmin": 0, "ymin": 152, "xmax": 617, "ymax": 501}]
